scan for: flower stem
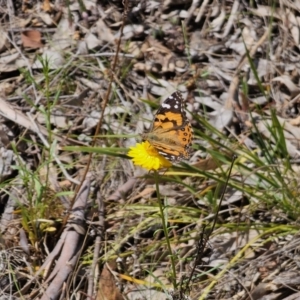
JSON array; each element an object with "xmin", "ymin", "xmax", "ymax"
[{"xmin": 153, "ymin": 170, "xmax": 177, "ymax": 289}]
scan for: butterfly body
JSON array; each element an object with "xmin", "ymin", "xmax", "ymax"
[{"xmin": 142, "ymin": 91, "xmax": 193, "ymax": 162}]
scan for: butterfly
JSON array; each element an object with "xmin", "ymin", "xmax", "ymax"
[{"xmin": 142, "ymin": 91, "xmax": 193, "ymax": 162}]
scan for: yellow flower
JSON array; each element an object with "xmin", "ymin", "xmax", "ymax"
[{"xmin": 128, "ymin": 141, "xmax": 172, "ymax": 170}]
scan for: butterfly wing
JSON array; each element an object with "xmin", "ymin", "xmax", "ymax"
[{"xmin": 143, "ymin": 91, "xmax": 193, "ymax": 162}]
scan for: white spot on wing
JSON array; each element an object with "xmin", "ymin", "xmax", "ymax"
[{"xmin": 162, "ymin": 103, "xmax": 171, "ymax": 108}]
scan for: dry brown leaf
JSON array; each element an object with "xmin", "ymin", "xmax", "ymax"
[
  {"xmin": 97, "ymin": 263, "xmax": 123, "ymax": 300},
  {"xmin": 43, "ymin": 0, "xmax": 52, "ymax": 12},
  {"xmin": 21, "ymin": 30, "xmax": 43, "ymax": 49}
]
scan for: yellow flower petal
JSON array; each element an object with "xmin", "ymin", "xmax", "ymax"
[{"xmin": 128, "ymin": 141, "xmax": 172, "ymax": 171}]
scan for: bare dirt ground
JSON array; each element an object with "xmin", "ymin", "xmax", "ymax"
[{"xmin": 1, "ymin": 0, "xmax": 300, "ymax": 299}]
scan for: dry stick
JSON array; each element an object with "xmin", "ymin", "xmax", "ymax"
[
  {"xmin": 68, "ymin": 1, "xmax": 128, "ymax": 209},
  {"xmin": 220, "ymin": 0, "xmax": 239, "ymax": 39},
  {"xmin": 185, "ymin": 0, "xmax": 201, "ymax": 25},
  {"xmin": 60, "ymin": 0, "xmax": 128, "ymax": 222},
  {"xmin": 81, "ymin": 52, "xmax": 134, "ymax": 58},
  {"xmin": 107, "ymin": 177, "xmax": 137, "ymax": 201},
  {"xmin": 195, "ymin": 0, "xmax": 209, "ymax": 23},
  {"xmin": 86, "ymin": 156, "xmax": 107, "ymax": 297},
  {"xmin": 85, "ymin": 1, "xmax": 129, "ymax": 298},
  {"xmin": 40, "ymin": 180, "xmax": 90, "ymax": 300},
  {"xmin": 87, "ymin": 189, "xmax": 105, "ymax": 296}
]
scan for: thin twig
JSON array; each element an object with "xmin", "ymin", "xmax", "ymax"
[
  {"xmin": 69, "ymin": 0, "xmax": 129, "ymax": 206},
  {"xmin": 85, "ymin": 1, "xmax": 130, "ymax": 298},
  {"xmin": 81, "ymin": 52, "xmax": 134, "ymax": 58}
]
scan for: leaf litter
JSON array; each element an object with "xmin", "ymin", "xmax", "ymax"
[{"xmin": 0, "ymin": 0, "xmax": 300, "ymax": 299}]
